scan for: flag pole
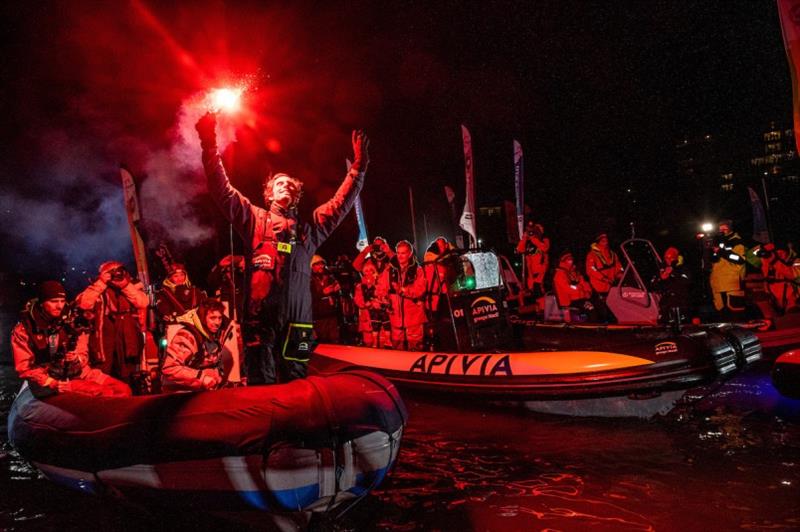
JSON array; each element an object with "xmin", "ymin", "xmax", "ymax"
[{"xmin": 409, "ymin": 186, "xmax": 418, "ymax": 251}]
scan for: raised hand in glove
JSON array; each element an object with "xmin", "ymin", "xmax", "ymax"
[
  {"xmin": 350, "ymin": 129, "xmax": 370, "ymax": 173},
  {"xmin": 195, "ymin": 112, "xmax": 218, "ymax": 151}
]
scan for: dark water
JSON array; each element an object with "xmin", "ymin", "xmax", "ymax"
[{"xmin": 2, "ymin": 363, "xmax": 800, "ymax": 531}]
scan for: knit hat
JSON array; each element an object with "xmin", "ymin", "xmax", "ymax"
[
  {"xmin": 167, "ymin": 263, "xmax": 186, "ymax": 276},
  {"xmin": 310, "ymin": 255, "xmax": 326, "ymax": 267},
  {"xmin": 38, "ymin": 280, "xmax": 67, "ymax": 301},
  {"xmin": 593, "ymin": 233, "xmax": 608, "ymax": 243}
]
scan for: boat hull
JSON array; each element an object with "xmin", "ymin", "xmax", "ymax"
[{"xmin": 311, "ymin": 325, "xmax": 761, "ymax": 402}]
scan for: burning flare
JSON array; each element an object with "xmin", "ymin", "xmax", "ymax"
[{"xmin": 207, "ymin": 87, "xmax": 243, "ymax": 113}]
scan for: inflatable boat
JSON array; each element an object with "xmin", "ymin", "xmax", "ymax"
[
  {"xmin": 312, "ymin": 322, "xmax": 760, "ymax": 401},
  {"xmin": 773, "ymin": 349, "xmax": 800, "ymax": 399},
  {"xmin": 310, "ymin": 248, "xmax": 762, "ymax": 417},
  {"xmin": 7, "ymin": 371, "xmax": 406, "ymax": 514}
]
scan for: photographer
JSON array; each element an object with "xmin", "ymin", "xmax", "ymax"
[
  {"xmin": 353, "ymin": 237, "xmax": 394, "ymax": 275},
  {"xmin": 709, "ymin": 219, "xmax": 747, "ymax": 319},
  {"xmin": 516, "ymin": 221, "xmax": 550, "ymax": 299},
  {"xmin": 12, "ymin": 280, "xmax": 131, "ymax": 398},
  {"xmin": 76, "ymin": 261, "xmax": 148, "ymax": 384},
  {"xmin": 354, "ymin": 261, "xmax": 391, "ymax": 347}
]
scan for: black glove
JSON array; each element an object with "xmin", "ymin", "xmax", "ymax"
[
  {"xmin": 195, "ymin": 112, "xmax": 218, "ymax": 151},
  {"xmin": 350, "ymin": 129, "xmax": 369, "ymax": 172}
]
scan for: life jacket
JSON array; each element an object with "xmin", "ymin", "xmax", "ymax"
[
  {"xmin": 388, "ymin": 257, "xmax": 421, "ymax": 296},
  {"xmin": 589, "ymin": 243, "xmax": 619, "ymax": 272},
  {"xmin": 19, "ymin": 299, "xmax": 82, "ymax": 380},
  {"xmin": 248, "ymin": 204, "xmax": 301, "ymax": 309},
  {"xmin": 173, "ymin": 309, "xmax": 225, "ymax": 371}
]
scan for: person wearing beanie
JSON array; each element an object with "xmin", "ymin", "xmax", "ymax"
[
  {"xmin": 161, "ymin": 298, "xmax": 229, "ymax": 392},
  {"xmin": 376, "ymin": 240, "xmax": 428, "ymax": 350},
  {"xmin": 11, "ymin": 280, "xmax": 131, "ymax": 398},
  {"xmin": 709, "ymin": 219, "xmax": 747, "ymax": 319},
  {"xmin": 75, "ymin": 261, "xmax": 149, "ymax": 384},
  {"xmin": 195, "ymin": 112, "xmax": 369, "ymax": 384},
  {"xmin": 155, "ymin": 263, "xmax": 207, "ymax": 324}
]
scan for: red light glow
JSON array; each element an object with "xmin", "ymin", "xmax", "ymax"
[{"xmin": 208, "ymin": 88, "xmax": 243, "ymax": 113}]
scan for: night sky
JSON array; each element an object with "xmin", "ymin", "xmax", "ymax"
[{"xmin": 0, "ymin": 1, "xmax": 792, "ymax": 288}]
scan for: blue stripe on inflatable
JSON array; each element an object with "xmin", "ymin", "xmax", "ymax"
[
  {"xmin": 271, "ymin": 483, "xmax": 321, "ymax": 510},
  {"xmin": 349, "ymin": 465, "xmax": 391, "ymax": 497},
  {"xmin": 238, "ymin": 489, "xmax": 270, "ymax": 510}
]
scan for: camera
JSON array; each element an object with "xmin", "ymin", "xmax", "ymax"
[{"xmin": 110, "ymin": 266, "xmax": 127, "ymax": 282}]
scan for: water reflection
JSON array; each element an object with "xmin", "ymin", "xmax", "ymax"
[{"xmin": 2, "ymin": 364, "xmax": 799, "ymax": 531}]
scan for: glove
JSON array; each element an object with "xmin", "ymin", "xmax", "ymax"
[
  {"xmin": 350, "ymin": 129, "xmax": 369, "ymax": 172},
  {"xmin": 200, "ymin": 370, "xmax": 222, "ymax": 390},
  {"xmin": 195, "ymin": 112, "xmax": 218, "ymax": 151}
]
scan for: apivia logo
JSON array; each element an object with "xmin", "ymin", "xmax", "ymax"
[
  {"xmin": 655, "ymin": 341, "xmax": 678, "ymax": 355},
  {"xmin": 470, "ymin": 296, "xmax": 499, "ymax": 323}
]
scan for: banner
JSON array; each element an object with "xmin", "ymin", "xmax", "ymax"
[
  {"xmin": 120, "ymin": 166, "xmax": 150, "ymax": 287},
  {"xmin": 778, "ymin": 0, "xmax": 800, "ymax": 153},
  {"xmin": 503, "ymin": 200, "xmax": 518, "ymax": 245},
  {"xmin": 513, "ymin": 139, "xmax": 524, "ymax": 240},
  {"xmin": 747, "ymin": 186, "xmax": 770, "ymax": 244},
  {"xmin": 458, "ymin": 125, "xmax": 477, "ymax": 247},
  {"xmin": 347, "ymin": 159, "xmax": 369, "ymax": 250},
  {"xmin": 444, "ymin": 186, "xmax": 464, "ymax": 248}
]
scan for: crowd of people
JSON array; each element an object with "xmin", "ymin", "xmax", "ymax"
[{"xmin": 9, "ymin": 111, "xmax": 800, "ymax": 401}]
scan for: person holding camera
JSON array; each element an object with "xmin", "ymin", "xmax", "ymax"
[
  {"xmin": 353, "ymin": 236, "xmax": 394, "ymax": 275},
  {"xmin": 516, "ymin": 221, "xmax": 550, "ymax": 299},
  {"xmin": 196, "ymin": 112, "xmax": 368, "ymax": 384},
  {"xmin": 12, "ymin": 280, "xmax": 132, "ymax": 398},
  {"xmin": 709, "ymin": 219, "xmax": 747, "ymax": 319},
  {"xmin": 75, "ymin": 261, "xmax": 149, "ymax": 383},
  {"xmin": 354, "ymin": 261, "xmax": 391, "ymax": 347}
]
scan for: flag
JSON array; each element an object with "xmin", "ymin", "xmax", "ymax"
[
  {"xmin": 120, "ymin": 166, "xmax": 150, "ymax": 287},
  {"xmin": 347, "ymin": 159, "xmax": 369, "ymax": 250},
  {"xmin": 778, "ymin": 0, "xmax": 800, "ymax": 153},
  {"xmin": 458, "ymin": 124, "xmax": 477, "ymax": 247},
  {"xmin": 748, "ymin": 186, "xmax": 770, "ymax": 244},
  {"xmin": 503, "ymin": 200, "xmax": 518, "ymax": 244},
  {"xmin": 444, "ymin": 186, "xmax": 464, "ymax": 248},
  {"xmin": 513, "ymin": 140, "xmax": 525, "ymax": 240}
]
